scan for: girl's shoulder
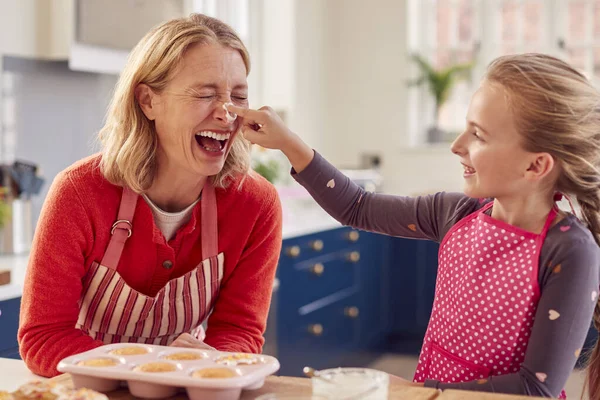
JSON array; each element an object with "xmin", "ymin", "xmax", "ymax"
[{"xmin": 542, "ymin": 213, "xmax": 600, "ymax": 268}]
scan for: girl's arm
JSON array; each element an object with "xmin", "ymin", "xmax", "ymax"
[{"xmin": 226, "ymin": 104, "xmax": 476, "ymax": 241}]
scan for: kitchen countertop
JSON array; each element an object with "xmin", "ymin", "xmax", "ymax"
[{"xmin": 0, "ymin": 253, "xmax": 30, "ymax": 301}]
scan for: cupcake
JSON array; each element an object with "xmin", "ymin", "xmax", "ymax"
[
  {"xmin": 215, "ymin": 353, "xmax": 259, "ymax": 366},
  {"xmin": 191, "ymin": 368, "xmax": 238, "ymax": 379},
  {"xmin": 76, "ymin": 358, "xmax": 118, "ymax": 367},
  {"xmin": 10, "ymin": 382, "xmax": 107, "ymax": 400},
  {"xmin": 163, "ymin": 352, "xmax": 204, "ymax": 361},
  {"xmin": 108, "ymin": 346, "xmax": 148, "ymax": 356},
  {"xmin": 12, "ymin": 381, "xmax": 68, "ymax": 400},
  {"xmin": 133, "ymin": 362, "xmax": 177, "ymax": 373},
  {"xmin": 64, "ymin": 388, "xmax": 108, "ymax": 400}
]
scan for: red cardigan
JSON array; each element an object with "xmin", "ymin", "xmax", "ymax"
[{"xmin": 18, "ymin": 155, "xmax": 282, "ymax": 377}]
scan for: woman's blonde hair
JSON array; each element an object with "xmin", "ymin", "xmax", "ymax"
[
  {"xmin": 99, "ymin": 13, "xmax": 251, "ymax": 192},
  {"xmin": 485, "ymin": 53, "xmax": 600, "ymax": 400}
]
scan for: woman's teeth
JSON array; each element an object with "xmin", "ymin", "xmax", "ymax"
[
  {"xmin": 195, "ymin": 131, "xmax": 231, "ymax": 141},
  {"xmin": 195, "ymin": 131, "xmax": 230, "ymax": 152}
]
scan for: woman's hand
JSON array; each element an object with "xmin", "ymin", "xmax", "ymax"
[
  {"xmin": 225, "ymin": 104, "xmax": 315, "ymax": 173},
  {"xmin": 169, "ymin": 333, "xmax": 216, "ymax": 350}
]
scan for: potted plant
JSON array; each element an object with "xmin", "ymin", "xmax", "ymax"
[
  {"xmin": 251, "ymin": 146, "xmax": 283, "ymax": 184},
  {"xmin": 408, "ymin": 54, "xmax": 474, "ymax": 143}
]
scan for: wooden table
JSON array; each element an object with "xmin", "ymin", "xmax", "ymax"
[
  {"xmin": 49, "ymin": 373, "xmax": 441, "ymax": 399},
  {"xmin": 48, "ymin": 374, "xmax": 551, "ymax": 399}
]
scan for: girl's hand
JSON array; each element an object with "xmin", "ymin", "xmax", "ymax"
[
  {"xmin": 169, "ymin": 333, "xmax": 216, "ymax": 350},
  {"xmin": 225, "ymin": 104, "xmax": 295, "ymax": 151},
  {"xmin": 225, "ymin": 104, "xmax": 315, "ymax": 173}
]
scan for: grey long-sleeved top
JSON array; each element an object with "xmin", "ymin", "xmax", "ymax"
[{"xmin": 292, "ymin": 151, "xmax": 600, "ymax": 398}]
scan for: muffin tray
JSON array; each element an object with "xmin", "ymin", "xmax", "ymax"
[{"xmin": 57, "ymin": 344, "xmax": 280, "ymax": 400}]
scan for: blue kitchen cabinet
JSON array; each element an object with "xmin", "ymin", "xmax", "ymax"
[
  {"xmin": 0, "ymin": 297, "xmax": 21, "ymax": 359},
  {"xmin": 384, "ymin": 237, "xmax": 439, "ymax": 353},
  {"xmin": 275, "ymin": 227, "xmax": 389, "ymax": 376}
]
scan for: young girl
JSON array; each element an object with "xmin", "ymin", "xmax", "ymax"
[{"xmin": 227, "ymin": 53, "xmax": 600, "ymax": 398}]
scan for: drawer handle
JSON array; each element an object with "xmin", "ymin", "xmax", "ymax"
[
  {"xmin": 347, "ymin": 231, "xmax": 360, "ymax": 242},
  {"xmin": 309, "ymin": 240, "xmax": 324, "ymax": 251},
  {"xmin": 308, "ymin": 324, "xmax": 323, "ymax": 336},
  {"xmin": 344, "ymin": 306, "xmax": 360, "ymax": 319},
  {"xmin": 286, "ymin": 245, "xmax": 301, "ymax": 258},
  {"xmin": 347, "ymin": 251, "xmax": 360, "ymax": 263},
  {"xmin": 310, "ymin": 263, "xmax": 325, "ymax": 276}
]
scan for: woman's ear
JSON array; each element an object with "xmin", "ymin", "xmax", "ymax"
[
  {"xmin": 525, "ymin": 152, "xmax": 555, "ymax": 181},
  {"xmin": 135, "ymin": 83, "xmax": 157, "ymax": 120}
]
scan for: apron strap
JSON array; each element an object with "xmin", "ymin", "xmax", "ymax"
[
  {"xmin": 101, "ymin": 180, "xmax": 218, "ymax": 270},
  {"xmin": 201, "ymin": 180, "xmax": 218, "ymax": 258},
  {"xmin": 101, "ymin": 187, "xmax": 139, "ymax": 270}
]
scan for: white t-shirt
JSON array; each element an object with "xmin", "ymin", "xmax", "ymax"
[{"xmin": 142, "ymin": 194, "xmax": 200, "ymax": 241}]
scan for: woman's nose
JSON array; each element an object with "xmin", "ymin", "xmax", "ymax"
[{"xmin": 213, "ymin": 100, "xmax": 233, "ymax": 124}]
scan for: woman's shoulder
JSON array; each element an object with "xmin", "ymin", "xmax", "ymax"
[
  {"xmin": 52, "ymin": 153, "xmax": 121, "ymax": 200},
  {"xmin": 221, "ymin": 171, "xmax": 280, "ymax": 211}
]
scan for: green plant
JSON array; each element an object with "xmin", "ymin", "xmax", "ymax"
[
  {"xmin": 253, "ymin": 159, "xmax": 280, "ymax": 184},
  {"xmin": 408, "ymin": 54, "xmax": 474, "ymax": 125},
  {"xmin": 0, "ymin": 189, "xmax": 11, "ymax": 229}
]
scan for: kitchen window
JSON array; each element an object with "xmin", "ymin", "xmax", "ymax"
[{"xmin": 407, "ymin": 0, "xmax": 600, "ymax": 146}]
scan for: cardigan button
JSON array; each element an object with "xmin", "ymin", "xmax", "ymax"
[{"xmin": 162, "ymin": 260, "xmax": 173, "ymax": 269}]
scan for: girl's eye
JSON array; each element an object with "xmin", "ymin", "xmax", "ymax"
[{"xmin": 472, "ymin": 131, "xmax": 482, "ymax": 139}]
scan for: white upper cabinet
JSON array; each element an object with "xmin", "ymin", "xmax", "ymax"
[
  {"xmin": 76, "ymin": 0, "xmax": 185, "ymax": 50},
  {"xmin": 0, "ymin": 0, "xmax": 73, "ymax": 60}
]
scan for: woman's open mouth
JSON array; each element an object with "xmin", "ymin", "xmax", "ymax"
[{"xmin": 195, "ymin": 131, "xmax": 231, "ymax": 154}]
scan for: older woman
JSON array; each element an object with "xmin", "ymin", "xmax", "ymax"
[{"xmin": 18, "ymin": 14, "xmax": 282, "ymax": 377}]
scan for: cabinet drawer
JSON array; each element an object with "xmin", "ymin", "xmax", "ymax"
[
  {"xmin": 277, "ymin": 289, "xmax": 361, "ymax": 375},
  {"xmin": 0, "ymin": 297, "xmax": 21, "ymax": 353},
  {"xmin": 282, "ymin": 250, "xmax": 361, "ymax": 308},
  {"xmin": 280, "ymin": 228, "xmax": 362, "ymax": 264},
  {"xmin": 0, "ymin": 347, "xmax": 20, "ymax": 359}
]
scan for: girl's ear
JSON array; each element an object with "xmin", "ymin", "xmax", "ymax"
[{"xmin": 525, "ymin": 152, "xmax": 555, "ymax": 182}]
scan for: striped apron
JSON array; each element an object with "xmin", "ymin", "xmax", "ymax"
[{"xmin": 75, "ymin": 180, "xmax": 223, "ymax": 345}]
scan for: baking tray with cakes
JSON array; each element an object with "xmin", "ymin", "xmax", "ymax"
[{"xmin": 57, "ymin": 343, "xmax": 280, "ymax": 400}]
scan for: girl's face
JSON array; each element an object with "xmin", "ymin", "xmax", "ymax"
[{"xmin": 450, "ymin": 81, "xmax": 544, "ymax": 200}]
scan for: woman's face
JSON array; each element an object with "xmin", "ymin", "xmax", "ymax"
[{"xmin": 141, "ymin": 42, "xmax": 249, "ymax": 178}]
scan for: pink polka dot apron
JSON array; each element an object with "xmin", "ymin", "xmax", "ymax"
[
  {"xmin": 413, "ymin": 201, "xmax": 567, "ymax": 397},
  {"xmin": 75, "ymin": 180, "xmax": 224, "ymax": 345}
]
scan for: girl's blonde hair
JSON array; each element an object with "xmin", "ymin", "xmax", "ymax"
[
  {"xmin": 99, "ymin": 13, "xmax": 251, "ymax": 192},
  {"xmin": 485, "ymin": 53, "xmax": 600, "ymax": 400}
]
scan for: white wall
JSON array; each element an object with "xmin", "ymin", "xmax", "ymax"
[
  {"xmin": 270, "ymin": 0, "xmax": 464, "ymax": 195},
  {"xmin": 4, "ymin": 57, "xmax": 118, "ymax": 226}
]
